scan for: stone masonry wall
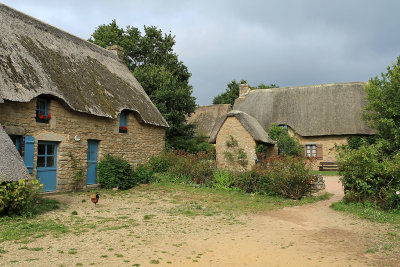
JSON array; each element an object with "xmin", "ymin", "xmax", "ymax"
[
  {"xmin": 288, "ymin": 128, "xmax": 348, "ymax": 169},
  {"xmin": 0, "ymin": 98, "xmax": 165, "ymax": 191},
  {"xmin": 216, "ymin": 117, "xmax": 257, "ymax": 171}
]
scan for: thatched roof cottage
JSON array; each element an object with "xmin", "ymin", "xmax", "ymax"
[
  {"xmin": 210, "ymin": 82, "xmax": 375, "ymax": 170},
  {"xmin": 0, "ymin": 124, "xmax": 31, "ymax": 182},
  {"xmin": 0, "ymin": 4, "xmax": 168, "ymax": 191}
]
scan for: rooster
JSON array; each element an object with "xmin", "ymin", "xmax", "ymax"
[{"xmin": 91, "ymin": 192, "xmax": 100, "ymax": 205}]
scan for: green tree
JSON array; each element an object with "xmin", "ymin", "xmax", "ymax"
[
  {"xmin": 268, "ymin": 124, "xmax": 303, "ymax": 156},
  {"xmin": 89, "ymin": 20, "xmax": 196, "ymax": 149},
  {"xmin": 212, "ymin": 80, "xmax": 247, "ymax": 105},
  {"xmin": 363, "ymin": 56, "xmax": 400, "ymax": 155},
  {"xmin": 212, "ymin": 80, "xmax": 278, "ymax": 105}
]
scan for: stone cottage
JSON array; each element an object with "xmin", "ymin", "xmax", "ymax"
[
  {"xmin": 0, "ymin": 4, "xmax": 168, "ymax": 191},
  {"xmin": 209, "ymin": 82, "xmax": 375, "ymax": 170}
]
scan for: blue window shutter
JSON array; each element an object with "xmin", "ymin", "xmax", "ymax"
[
  {"xmin": 119, "ymin": 112, "xmax": 127, "ymax": 127},
  {"xmin": 24, "ymin": 136, "xmax": 35, "ymax": 173}
]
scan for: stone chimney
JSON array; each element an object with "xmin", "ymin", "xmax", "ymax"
[
  {"xmin": 106, "ymin": 45, "xmax": 124, "ymax": 61},
  {"xmin": 239, "ymin": 84, "xmax": 251, "ymax": 97}
]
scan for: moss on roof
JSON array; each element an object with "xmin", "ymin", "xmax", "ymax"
[{"xmin": 0, "ymin": 4, "xmax": 168, "ymax": 127}]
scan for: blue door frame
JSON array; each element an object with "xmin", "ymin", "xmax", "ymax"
[
  {"xmin": 86, "ymin": 140, "xmax": 99, "ymax": 185},
  {"xmin": 36, "ymin": 141, "xmax": 57, "ymax": 192}
]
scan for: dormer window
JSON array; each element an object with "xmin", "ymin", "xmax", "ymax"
[
  {"xmin": 119, "ymin": 111, "xmax": 128, "ymax": 133},
  {"xmin": 36, "ymin": 97, "xmax": 51, "ymax": 123}
]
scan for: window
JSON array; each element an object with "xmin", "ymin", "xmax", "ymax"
[
  {"xmin": 36, "ymin": 97, "xmax": 51, "ymax": 123},
  {"xmin": 119, "ymin": 111, "xmax": 128, "ymax": 133},
  {"xmin": 306, "ymin": 144, "xmax": 317, "ymax": 158},
  {"xmin": 37, "ymin": 142, "xmax": 56, "ymax": 168},
  {"xmin": 10, "ymin": 135, "xmax": 24, "ymax": 157}
]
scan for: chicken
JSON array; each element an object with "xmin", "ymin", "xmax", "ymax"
[{"xmin": 91, "ymin": 192, "xmax": 99, "ymax": 205}]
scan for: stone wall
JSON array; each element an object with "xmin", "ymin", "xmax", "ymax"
[
  {"xmin": 0, "ymin": 98, "xmax": 165, "ymax": 191},
  {"xmin": 288, "ymin": 128, "xmax": 348, "ymax": 169},
  {"xmin": 216, "ymin": 117, "xmax": 257, "ymax": 171}
]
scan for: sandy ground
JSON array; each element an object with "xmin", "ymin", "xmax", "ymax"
[{"xmin": 1, "ymin": 176, "xmax": 399, "ymax": 267}]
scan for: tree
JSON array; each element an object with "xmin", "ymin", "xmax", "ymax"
[
  {"xmin": 363, "ymin": 56, "xmax": 400, "ymax": 155},
  {"xmin": 212, "ymin": 80, "xmax": 278, "ymax": 105},
  {"xmin": 89, "ymin": 21, "xmax": 196, "ymax": 149},
  {"xmin": 268, "ymin": 124, "xmax": 303, "ymax": 156}
]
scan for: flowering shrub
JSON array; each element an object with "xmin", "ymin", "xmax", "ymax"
[{"xmin": 0, "ymin": 178, "xmax": 43, "ymax": 216}]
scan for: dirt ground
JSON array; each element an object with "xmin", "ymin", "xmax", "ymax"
[{"xmin": 1, "ymin": 176, "xmax": 399, "ymax": 267}]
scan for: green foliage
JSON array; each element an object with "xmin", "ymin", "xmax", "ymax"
[
  {"xmin": 213, "ymin": 79, "xmax": 247, "ymax": 105},
  {"xmin": 347, "ymin": 135, "xmax": 377, "ymax": 150},
  {"xmin": 146, "ymin": 150, "xmax": 216, "ymax": 185},
  {"xmin": 98, "ymin": 154, "xmax": 137, "ymax": 190},
  {"xmin": 134, "ymin": 164, "xmax": 153, "ymax": 184},
  {"xmin": 337, "ymin": 142, "xmax": 400, "ymax": 210},
  {"xmin": 268, "ymin": 124, "xmax": 303, "ymax": 156},
  {"xmin": 238, "ymin": 156, "xmax": 317, "ymax": 199},
  {"xmin": 262, "ymin": 156, "xmax": 317, "ymax": 199},
  {"xmin": 223, "ymin": 135, "xmax": 248, "ymax": 170},
  {"xmin": 363, "ymin": 56, "xmax": 400, "ymax": 155},
  {"xmin": 0, "ymin": 178, "xmax": 43, "ymax": 216},
  {"xmin": 90, "ymin": 21, "xmax": 196, "ymax": 150},
  {"xmin": 331, "ymin": 200, "xmax": 400, "ymax": 224},
  {"xmin": 212, "ymin": 80, "xmax": 278, "ymax": 105},
  {"xmin": 213, "ymin": 169, "xmax": 235, "ymax": 190},
  {"xmin": 251, "ymin": 83, "xmax": 279, "ymax": 89}
]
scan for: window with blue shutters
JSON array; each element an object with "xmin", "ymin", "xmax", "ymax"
[{"xmin": 119, "ymin": 111, "xmax": 128, "ymax": 133}]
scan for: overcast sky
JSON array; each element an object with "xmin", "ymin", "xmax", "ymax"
[{"xmin": 2, "ymin": 0, "xmax": 400, "ymax": 105}]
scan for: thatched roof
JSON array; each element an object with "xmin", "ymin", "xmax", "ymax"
[
  {"xmin": 0, "ymin": 4, "xmax": 168, "ymax": 128},
  {"xmin": 232, "ymin": 82, "xmax": 375, "ymax": 137},
  {"xmin": 0, "ymin": 124, "xmax": 31, "ymax": 182},
  {"xmin": 210, "ymin": 110, "xmax": 275, "ymax": 144},
  {"xmin": 187, "ymin": 104, "xmax": 232, "ymax": 137}
]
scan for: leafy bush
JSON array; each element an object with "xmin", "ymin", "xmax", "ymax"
[
  {"xmin": 233, "ymin": 170, "xmax": 271, "ymax": 194},
  {"xmin": 337, "ymin": 142, "xmax": 400, "ymax": 210},
  {"xmin": 0, "ymin": 178, "xmax": 43, "ymax": 216},
  {"xmin": 347, "ymin": 135, "xmax": 376, "ymax": 150},
  {"xmin": 268, "ymin": 124, "xmax": 303, "ymax": 156},
  {"xmin": 235, "ymin": 156, "xmax": 316, "ymax": 199},
  {"xmin": 98, "ymin": 154, "xmax": 137, "ymax": 190},
  {"xmin": 213, "ymin": 169, "xmax": 235, "ymax": 190},
  {"xmin": 134, "ymin": 164, "xmax": 153, "ymax": 184}
]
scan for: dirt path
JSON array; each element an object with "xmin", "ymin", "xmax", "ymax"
[{"xmin": 1, "ymin": 176, "xmax": 398, "ymax": 266}]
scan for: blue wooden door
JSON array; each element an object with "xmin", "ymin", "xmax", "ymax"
[
  {"xmin": 86, "ymin": 140, "xmax": 99, "ymax": 185},
  {"xmin": 36, "ymin": 141, "xmax": 57, "ymax": 192}
]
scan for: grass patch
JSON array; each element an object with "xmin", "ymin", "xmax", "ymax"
[
  {"xmin": 310, "ymin": 170, "xmax": 339, "ymax": 176},
  {"xmin": 331, "ymin": 201, "xmax": 400, "ymax": 225},
  {"xmin": 144, "ymin": 183, "xmax": 332, "ymax": 216},
  {"xmin": 0, "ymin": 217, "xmax": 69, "ymax": 243}
]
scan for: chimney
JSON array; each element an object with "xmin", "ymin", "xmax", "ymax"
[
  {"xmin": 239, "ymin": 84, "xmax": 251, "ymax": 97},
  {"xmin": 106, "ymin": 45, "xmax": 124, "ymax": 61}
]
